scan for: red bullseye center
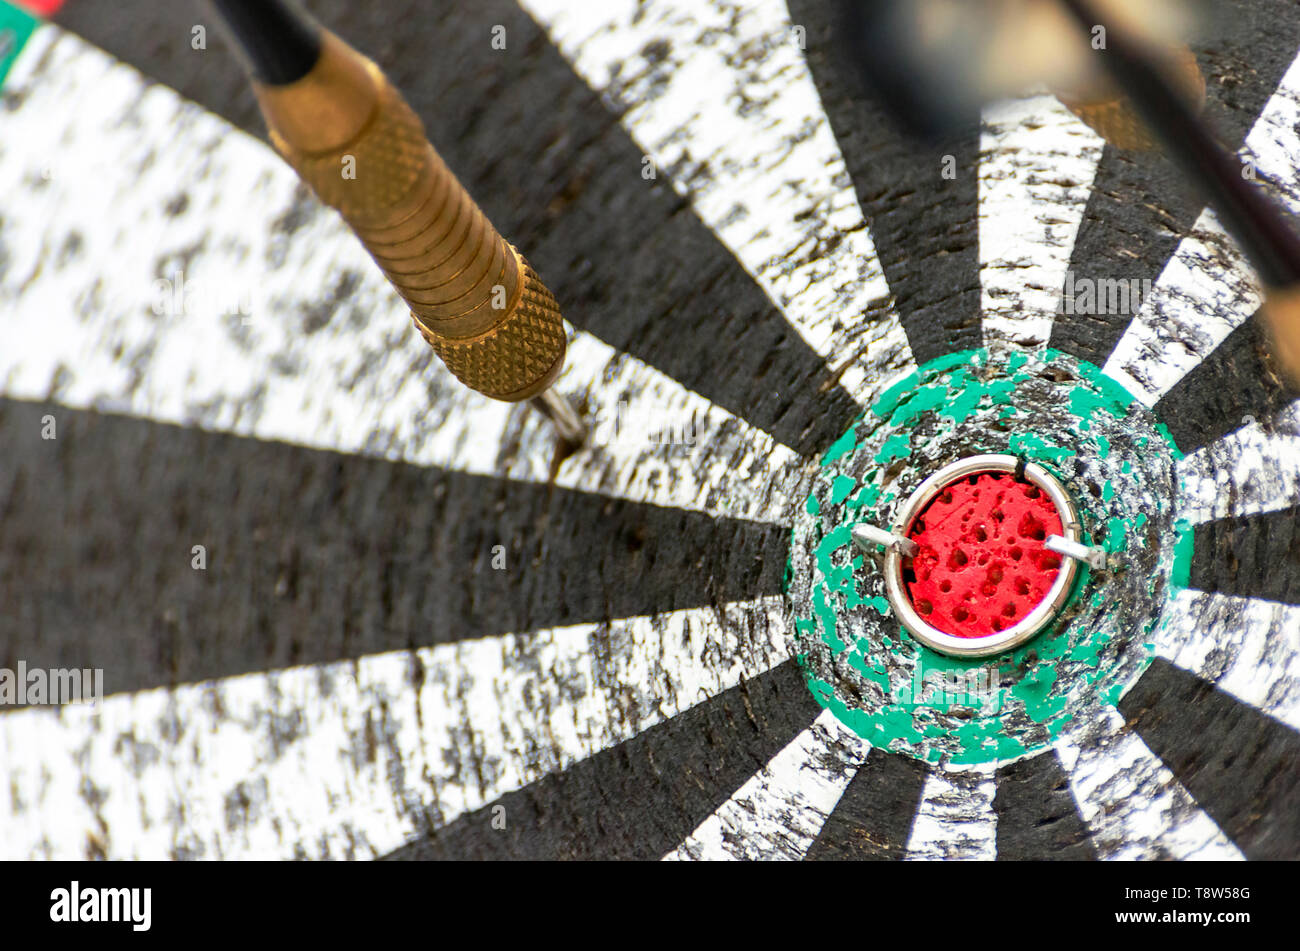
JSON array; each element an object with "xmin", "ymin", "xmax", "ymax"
[{"xmin": 904, "ymin": 472, "xmax": 1064, "ymax": 638}]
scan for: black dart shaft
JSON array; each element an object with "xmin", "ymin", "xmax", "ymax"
[
  {"xmin": 209, "ymin": 0, "xmax": 321, "ymax": 84},
  {"xmin": 1060, "ymin": 0, "xmax": 1300, "ymax": 289}
]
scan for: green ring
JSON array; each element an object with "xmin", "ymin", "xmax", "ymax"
[{"xmin": 787, "ymin": 349, "xmax": 1192, "ymax": 766}]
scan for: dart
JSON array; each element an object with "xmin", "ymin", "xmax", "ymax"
[
  {"xmin": 842, "ymin": 0, "xmax": 1300, "ymax": 382},
  {"xmin": 1055, "ymin": 0, "xmax": 1300, "ymax": 383},
  {"xmin": 208, "ymin": 0, "xmax": 586, "ymax": 446},
  {"xmin": 1052, "ymin": 44, "xmax": 1205, "ymax": 151},
  {"xmin": 835, "ymin": 0, "xmax": 1202, "ymax": 143}
]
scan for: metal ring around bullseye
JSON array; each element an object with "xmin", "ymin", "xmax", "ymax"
[{"xmin": 880, "ymin": 454, "xmax": 1085, "ymax": 659}]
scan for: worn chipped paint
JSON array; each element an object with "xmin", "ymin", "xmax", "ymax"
[{"xmin": 787, "ymin": 350, "xmax": 1190, "ymax": 767}]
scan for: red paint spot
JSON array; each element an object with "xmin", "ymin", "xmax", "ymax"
[
  {"xmin": 905, "ymin": 472, "xmax": 1063, "ymax": 638},
  {"xmin": 12, "ymin": 0, "xmax": 62, "ymax": 16}
]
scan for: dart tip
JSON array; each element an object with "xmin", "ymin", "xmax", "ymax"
[{"xmin": 530, "ymin": 387, "xmax": 588, "ymax": 451}]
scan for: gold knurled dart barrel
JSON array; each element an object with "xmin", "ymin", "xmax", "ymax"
[
  {"xmin": 1054, "ymin": 46, "xmax": 1206, "ymax": 150},
  {"xmin": 1263, "ymin": 287, "xmax": 1300, "ymax": 386},
  {"xmin": 252, "ymin": 30, "xmax": 566, "ymax": 402}
]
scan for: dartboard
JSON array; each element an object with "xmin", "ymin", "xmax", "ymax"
[{"xmin": 1, "ymin": 0, "xmax": 1298, "ymax": 862}]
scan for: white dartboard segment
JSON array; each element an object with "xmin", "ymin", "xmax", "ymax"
[
  {"xmin": 663, "ymin": 709, "xmax": 869, "ymax": 861},
  {"xmin": 0, "ymin": 598, "xmax": 790, "ymax": 860},
  {"xmin": 0, "ymin": 24, "xmax": 803, "ymax": 523},
  {"xmin": 904, "ymin": 763, "xmax": 999, "ymax": 861},
  {"xmin": 1155, "ymin": 590, "xmax": 1300, "ymax": 733},
  {"xmin": 979, "ymin": 93, "xmax": 1105, "ymax": 352},
  {"xmin": 1055, "ymin": 708, "xmax": 1244, "ymax": 861},
  {"xmin": 517, "ymin": 0, "xmax": 914, "ymax": 408},
  {"xmin": 1177, "ymin": 418, "xmax": 1300, "ymax": 524}
]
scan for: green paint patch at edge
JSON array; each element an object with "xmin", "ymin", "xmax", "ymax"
[
  {"xmin": 871, "ymin": 351, "xmax": 976, "ymax": 422},
  {"xmin": 820, "ymin": 426, "xmax": 861, "ymax": 467},
  {"xmin": 1169, "ymin": 517, "xmax": 1195, "ymax": 593},
  {"xmin": 1009, "ymin": 431, "xmax": 1073, "ymax": 463},
  {"xmin": 798, "ymin": 512, "xmax": 1124, "ymax": 766},
  {"xmin": 888, "ymin": 385, "xmax": 948, "ymax": 428},
  {"xmin": 874, "ymin": 432, "xmax": 912, "ymax": 465},
  {"xmin": 1044, "ymin": 348, "xmax": 1138, "ymax": 412},
  {"xmin": 829, "ymin": 474, "xmax": 857, "ymax": 506},
  {"xmin": 0, "ymin": 2, "xmax": 38, "ymax": 88}
]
